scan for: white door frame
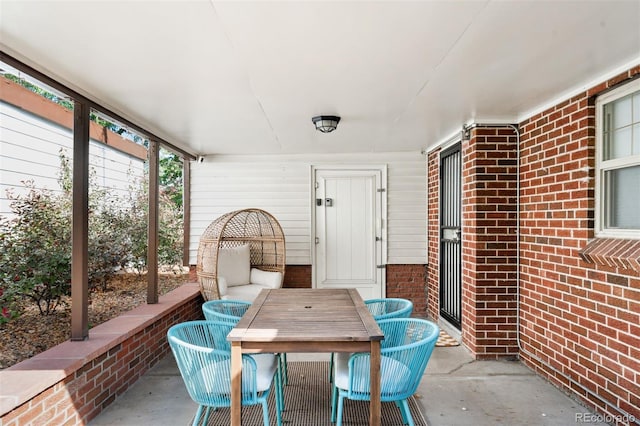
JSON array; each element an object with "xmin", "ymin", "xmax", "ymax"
[{"xmin": 310, "ymin": 164, "xmax": 388, "ymax": 295}]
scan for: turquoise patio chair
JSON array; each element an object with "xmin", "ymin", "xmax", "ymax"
[
  {"xmin": 167, "ymin": 320, "xmax": 283, "ymax": 426},
  {"xmin": 364, "ymin": 298, "xmax": 413, "ymax": 320},
  {"xmin": 202, "ymin": 299, "xmax": 251, "ymax": 323},
  {"xmin": 202, "ymin": 299, "xmax": 289, "ymax": 387},
  {"xmin": 330, "ymin": 318, "xmax": 439, "ymax": 426},
  {"xmin": 329, "ymin": 297, "xmax": 413, "ymax": 382}
]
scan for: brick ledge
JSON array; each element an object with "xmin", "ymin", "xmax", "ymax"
[
  {"xmin": 0, "ymin": 283, "xmax": 201, "ymax": 416},
  {"xmin": 578, "ymin": 238, "xmax": 640, "ymax": 273}
]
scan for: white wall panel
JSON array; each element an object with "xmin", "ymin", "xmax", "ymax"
[
  {"xmin": 0, "ymin": 102, "xmax": 144, "ymax": 216},
  {"xmin": 189, "ymin": 152, "xmax": 427, "ymax": 265}
]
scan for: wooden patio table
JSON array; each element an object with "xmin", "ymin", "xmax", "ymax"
[{"xmin": 227, "ymin": 288, "xmax": 384, "ymax": 426}]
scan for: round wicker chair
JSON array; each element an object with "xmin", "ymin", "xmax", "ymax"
[{"xmin": 197, "ymin": 208, "xmax": 286, "ymax": 301}]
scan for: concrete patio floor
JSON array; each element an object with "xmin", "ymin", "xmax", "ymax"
[{"xmin": 89, "ymin": 344, "xmax": 606, "ymax": 426}]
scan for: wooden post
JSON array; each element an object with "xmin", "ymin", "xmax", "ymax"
[
  {"xmin": 71, "ymin": 101, "xmax": 89, "ymax": 341},
  {"xmin": 182, "ymin": 159, "xmax": 191, "ymax": 267},
  {"xmin": 147, "ymin": 140, "xmax": 159, "ymax": 303}
]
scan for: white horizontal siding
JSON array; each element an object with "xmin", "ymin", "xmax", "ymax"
[
  {"xmin": 190, "ymin": 159, "xmax": 310, "ymax": 265},
  {"xmin": 385, "ymin": 157, "xmax": 427, "ymax": 264},
  {"xmin": 0, "ymin": 102, "xmax": 144, "ymax": 216},
  {"xmin": 189, "ymin": 152, "xmax": 426, "ymax": 265}
]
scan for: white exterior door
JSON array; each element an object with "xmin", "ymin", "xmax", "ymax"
[{"xmin": 313, "ymin": 167, "xmax": 386, "ymax": 299}]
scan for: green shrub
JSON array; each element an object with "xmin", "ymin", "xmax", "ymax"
[
  {"xmin": 0, "ymin": 182, "xmax": 71, "ymax": 316},
  {"xmin": 0, "ymin": 151, "xmax": 184, "ymax": 318}
]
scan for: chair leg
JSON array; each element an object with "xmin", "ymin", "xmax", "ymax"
[
  {"xmin": 281, "ymin": 353, "xmax": 288, "ymax": 385},
  {"xmin": 395, "ymin": 400, "xmax": 408, "ymax": 424},
  {"xmin": 261, "ymin": 400, "xmax": 270, "ymax": 426},
  {"xmin": 275, "ymin": 385, "xmax": 283, "ymax": 426},
  {"xmin": 399, "ymin": 399, "xmax": 414, "ymax": 426},
  {"xmin": 336, "ymin": 393, "xmax": 345, "ymax": 426},
  {"xmin": 328, "ymin": 352, "xmax": 334, "ymax": 382},
  {"xmin": 330, "ymin": 384, "xmax": 338, "ymax": 422},
  {"xmin": 202, "ymin": 406, "xmax": 213, "ymax": 425},
  {"xmin": 192, "ymin": 405, "xmax": 205, "ymax": 426},
  {"xmin": 276, "ymin": 360, "xmax": 285, "ymax": 413}
]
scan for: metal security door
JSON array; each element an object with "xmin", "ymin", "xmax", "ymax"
[
  {"xmin": 313, "ymin": 168, "xmax": 384, "ymax": 300},
  {"xmin": 440, "ymin": 143, "xmax": 462, "ymax": 329}
]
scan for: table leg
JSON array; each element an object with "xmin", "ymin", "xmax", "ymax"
[
  {"xmin": 370, "ymin": 340, "xmax": 381, "ymax": 426},
  {"xmin": 231, "ymin": 342, "xmax": 242, "ymax": 426}
]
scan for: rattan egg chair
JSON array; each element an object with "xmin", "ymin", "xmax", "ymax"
[{"xmin": 197, "ymin": 208, "xmax": 286, "ymax": 301}]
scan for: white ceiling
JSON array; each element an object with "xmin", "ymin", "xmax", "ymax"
[{"xmin": 1, "ymin": 1, "xmax": 639, "ymax": 157}]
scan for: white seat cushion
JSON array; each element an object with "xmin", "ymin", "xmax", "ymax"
[
  {"xmin": 198, "ymin": 353, "xmax": 278, "ymax": 394},
  {"xmin": 224, "ymin": 283, "xmax": 268, "ymax": 302},
  {"xmin": 250, "ymin": 268, "xmax": 283, "ymax": 289},
  {"xmin": 218, "ymin": 276, "xmax": 228, "ymax": 297},
  {"xmin": 334, "ymin": 354, "xmax": 412, "ymax": 395},
  {"xmin": 249, "ymin": 353, "xmax": 278, "ymax": 392},
  {"xmin": 218, "ymin": 245, "xmax": 251, "ymax": 287}
]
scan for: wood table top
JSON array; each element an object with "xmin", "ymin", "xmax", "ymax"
[{"xmin": 228, "ymin": 288, "xmax": 384, "ymax": 343}]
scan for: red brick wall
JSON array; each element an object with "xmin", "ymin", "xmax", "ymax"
[
  {"xmin": 283, "ymin": 265, "xmax": 312, "ymax": 288},
  {"xmin": 462, "ymin": 128, "xmax": 519, "ymax": 358},
  {"xmin": 385, "ymin": 264, "xmax": 427, "ymax": 317},
  {"xmin": 518, "ymin": 66, "xmax": 640, "ymax": 421},
  {"xmin": 426, "ymin": 149, "xmax": 441, "ymax": 321},
  {"xmin": 1, "ymin": 289, "xmax": 204, "ymax": 425}
]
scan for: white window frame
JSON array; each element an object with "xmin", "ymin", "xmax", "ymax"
[{"xmin": 595, "ymin": 78, "xmax": 640, "ymax": 239}]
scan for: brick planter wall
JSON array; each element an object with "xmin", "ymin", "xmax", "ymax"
[
  {"xmin": 0, "ymin": 284, "xmax": 204, "ymax": 425},
  {"xmin": 518, "ymin": 67, "xmax": 640, "ymax": 421}
]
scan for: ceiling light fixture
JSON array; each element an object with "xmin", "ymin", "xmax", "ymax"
[{"xmin": 312, "ymin": 115, "xmax": 341, "ymax": 133}]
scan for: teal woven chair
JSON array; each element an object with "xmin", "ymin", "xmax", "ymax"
[
  {"xmin": 203, "ymin": 299, "xmax": 288, "ymax": 386},
  {"xmin": 329, "ymin": 297, "xmax": 413, "ymax": 382},
  {"xmin": 167, "ymin": 320, "xmax": 283, "ymax": 426},
  {"xmin": 331, "ymin": 318, "xmax": 439, "ymax": 426},
  {"xmin": 202, "ymin": 299, "xmax": 251, "ymax": 323},
  {"xmin": 364, "ymin": 298, "xmax": 413, "ymax": 320}
]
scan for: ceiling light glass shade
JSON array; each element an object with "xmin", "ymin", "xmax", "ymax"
[{"xmin": 312, "ymin": 115, "xmax": 341, "ymax": 133}]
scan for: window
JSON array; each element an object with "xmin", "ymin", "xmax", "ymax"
[{"xmin": 595, "ymin": 78, "xmax": 640, "ymax": 238}]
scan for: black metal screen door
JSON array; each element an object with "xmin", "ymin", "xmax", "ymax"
[{"xmin": 439, "ymin": 143, "xmax": 462, "ymax": 329}]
